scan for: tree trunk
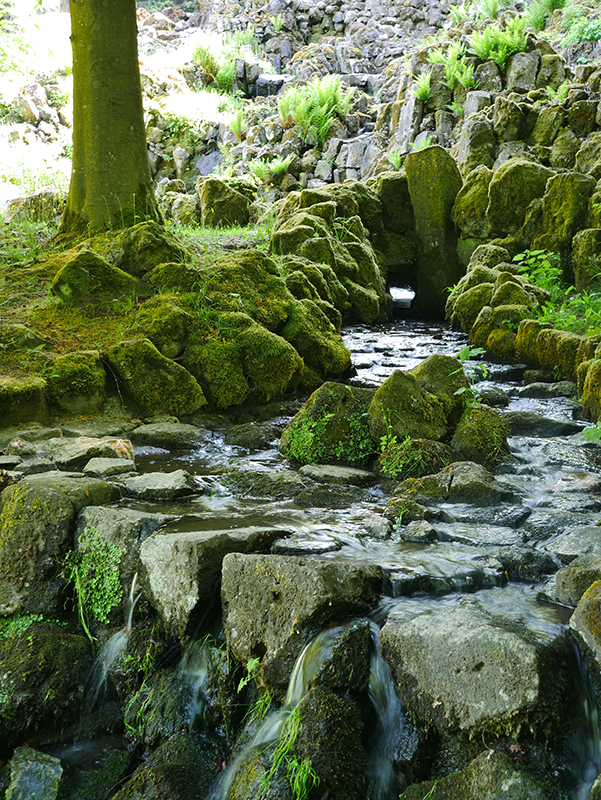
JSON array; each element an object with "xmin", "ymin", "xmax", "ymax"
[{"xmin": 58, "ymin": 0, "xmax": 161, "ymax": 238}]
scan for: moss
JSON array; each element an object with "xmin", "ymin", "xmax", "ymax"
[
  {"xmin": 515, "ymin": 318, "xmax": 547, "ymax": 365},
  {"xmin": 284, "ymin": 269, "xmax": 320, "ymax": 301},
  {"xmin": 342, "ymin": 278, "xmax": 381, "ymax": 324},
  {"xmin": 132, "ymin": 293, "xmax": 191, "ymax": 358},
  {"xmin": 378, "ymin": 437, "xmax": 453, "ymax": 480},
  {"xmin": 280, "ymin": 299, "xmax": 351, "ymax": 376},
  {"xmin": 146, "ymin": 261, "xmax": 206, "ymax": 292},
  {"xmin": 535, "ymin": 329, "xmax": 582, "ymax": 381},
  {"xmin": 372, "ymin": 170, "xmax": 415, "ymax": 235},
  {"xmin": 198, "ymin": 176, "xmax": 250, "ymax": 228},
  {"xmin": 238, "ymin": 324, "xmax": 303, "ymax": 401},
  {"xmin": 486, "ymin": 328, "xmax": 517, "ymax": 361},
  {"xmin": 450, "ymin": 405, "xmax": 508, "ymax": 467},
  {"xmin": 581, "ymin": 358, "xmax": 601, "ymax": 421},
  {"xmin": 182, "ymin": 338, "xmax": 248, "ymax": 409},
  {"xmin": 102, "ymin": 220, "xmax": 186, "ymax": 277},
  {"xmin": 486, "ymin": 158, "xmax": 552, "ymax": 236},
  {"xmin": 0, "ymin": 375, "xmax": 47, "ymax": 426},
  {"xmin": 369, "ymin": 370, "xmax": 448, "ymax": 445},
  {"xmin": 105, "ymin": 338, "xmax": 206, "ymax": 416},
  {"xmin": 451, "ymin": 164, "xmax": 493, "ymax": 239},
  {"xmin": 410, "ymin": 354, "xmax": 469, "ymax": 426},
  {"xmin": 45, "ymin": 350, "xmax": 106, "ymax": 415},
  {"xmin": 280, "ymin": 382, "xmax": 375, "ymax": 466},
  {"xmin": 453, "ymin": 283, "xmax": 495, "ymax": 331},
  {"xmin": 51, "ymin": 250, "xmax": 142, "ymax": 303},
  {"xmin": 489, "ymin": 280, "xmax": 536, "ymax": 309}
]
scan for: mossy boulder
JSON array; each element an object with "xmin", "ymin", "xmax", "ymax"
[
  {"xmin": 555, "ymin": 556, "xmax": 601, "ymax": 607},
  {"xmin": 99, "ymin": 220, "xmax": 187, "ymax": 278},
  {"xmin": 371, "ymin": 170, "xmax": 415, "ymax": 235},
  {"xmin": 45, "ymin": 350, "xmax": 106, "ymax": 415},
  {"xmin": 410, "ymin": 353, "xmax": 468, "ymax": 425},
  {"xmin": 530, "ymin": 104, "xmax": 565, "ymax": 147},
  {"xmin": 515, "ymin": 318, "xmax": 549, "ymax": 365},
  {"xmin": 279, "ymin": 382, "xmax": 375, "ymax": 466},
  {"xmin": 299, "ymin": 181, "xmax": 384, "ymax": 234},
  {"xmin": 580, "ymin": 358, "xmax": 601, "ymax": 420},
  {"xmin": 569, "ymin": 580, "xmax": 601, "ymax": 678},
  {"xmin": 575, "ymin": 132, "xmax": 601, "ymax": 181},
  {"xmin": 400, "ymin": 751, "xmax": 568, "ymax": 800},
  {"xmin": 550, "ymin": 127, "xmax": 580, "ymax": 170},
  {"xmin": 536, "ymin": 329, "xmax": 582, "ymax": 380},
  {"xmin": 146, "ymin": 261, "xmax": 205, "ymax": 293},
  {"xmin": 377, "ymin": 437, "xmax": 454, "ymax": 480},
  {"xmin": 237, "ymin": 322, "xmax": 304, "ymax": 401},
  {"xmin": 532, "ymin": 172, "xmax": 595, "ymax": 266},
  {"xmin": 486, "ymin": 158, "xmax": 553, "ymax": 236},
  {"xmin": 450, "ymin": 405, "xmax": 508, "ymax": 467},
  {"xmin": 198, "ymin": 176, "xmax": 250, "ymax": 227},
  {"xmin": 573, "ymin": 228, "xmax": 601, "ymax": 292},
  {"xmin": 0, "ymin": 376, "xmax": 47, "ymax": 426},
  {"xmin": 132, "ymin": 294, "xmax": 191, "ymax": 359},
  {"xmin": 105, "ymin": 338, "xmax": 206, "ymax": 416},
  {"xmin": 369, "ymin": 370, "xmax": 448, "ymax": 445},
  {"xmin": 0, "ymin": 324, "xmax": 47, "ymax": 351},
  {"xmin": 51, "ymin": 250, "xmax": 144, "ymax": 303},
  {"xmin": 0, "ymin": 626, "xmax": 93, "ymax": 751},
  {"xmin": 405, "ymin": 145, "xmax": 464, "ymax": 317},
  {"xmin": 452, "ymin": 283, "xmax": 495, "ymax": 331},
  {"xmin": 451, "ymin": 165, "xmax": 493, "ymax": 239},
  {"xmin": 280, "ymin": 300, "xmax": 351, "ymax": 376},
  {"xmin": 294, "ymin": 687, "xmax": 367, "ymax": 800},
  {"xmin": 182, "ymin": 338, "xmax": 249, "ymax": 410}
]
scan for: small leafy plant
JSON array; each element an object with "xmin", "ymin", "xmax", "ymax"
[
  {"xmin": 469, "ymin": 14, "xmax": 527, "ymax": 67},
  {"xmin": 453, "ymin": 345, "xmax": 488, "ymax": 407},
  {"xmin": 413, "ymin": 70, "xmax": 432, "ymax": 101},
  {"xmin": 261, "ymin": 707, "xmax": 320, "ymax": 800},
  {"xmin": 62, "ymin": 527, "xmax": 123, "ymax": 641}
]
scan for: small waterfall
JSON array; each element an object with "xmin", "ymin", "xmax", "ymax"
[
  {"xmin": 211, "ymin": 621, "xmax": 404, "ymax": 800},
  {"xmin": 179, "ymin": 637, "xmax": 212, "ymax": 730},
  {"xmin": 570, "ymin": 639, "xmax": 601, "ymax": 800},
  {"xmin": 76, "ymin": 574, "xmax": 141, "ymax": 739},
  {"xmin": 366, "ymin": 621, "xmax": 405, "ymax": 800}
]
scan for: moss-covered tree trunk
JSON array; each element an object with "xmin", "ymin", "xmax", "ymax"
[{"xmin": 58, "ymin": 0, "xmax": 161, "ymax": 238}]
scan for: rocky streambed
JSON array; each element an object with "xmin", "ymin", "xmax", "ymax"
[{"xmin": 2, "ymin": 319, "xmax": 601, "ymax": 799}]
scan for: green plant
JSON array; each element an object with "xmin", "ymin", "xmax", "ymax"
[
  {"xmin": 386, "ymin": 149, "xmax": 403, "ymax": 169},
  {"xmin": 270, "ymin": 154, "xmax": 295, "ymax": 176},
  {"xmin": 413, "ymin": 70, "xmax": 432, "ymax": 101},
  {"xmin": 271, "ymin": 12, "xmax": 285, "ymax": 32},
  {"xmin": 237, "ymin": 656, "xmax": 261, "ymax": 692},
  {"xmin": 447, "ymin": 101, "xmax": 465, "ymax": 115},
  {"xmin": 0, "ymin": 614, "xmax": 45, "ymax": 640},
  {"xmin": 62, "ymin": 527, "xmax": 123, "ymax": 642},
  {"xmin": 277, "ymin": 75, "xmax": 354, "ymax": 143},
  {"xmin": 476, "ymin": 0, "xmax": 500, "ymax": 20},
  {"xmin": 449, "ymin": 2, "xmax": 472, "ymax": 25},
  {"xmin": 193, "ymin": 44, "xmax": 219, "ymax": 78},
  {"xmin": 249, "ymin": 158, "xmax": 272, "ymax": 183},
  {"xmin": 261, "ymin": 708, "xmax": 320, "ymax": 800},
  {"xmin": 547, "ymin": 81, "xmax": 570, "ymax": 103},
  {"xmin": 469, "ymin": 14, "xmax": 528, "ymax": 67},
  {"xmin": 453, "ymin": 345, "xmax": 488, "ymax": 407},
  {"xmin": 565, "ymin": 16, "xmax": 601, "ymax": 42},
  {"xmin": 411, "ymin": 135, "xmax": 434, "ymax": 151},
  {"xmin": 583, "ymin": 419, "xmax": 601, "ymax": 441},
  {"xmin": 228, "ymin": 108, "xmax": 248, "ymax": 140},
  {"xmin": 513, "ymin": 249, "xmax": 562, "ymax": 302},
  {"xmin": 379, "ymin": 434, "xmax": 424, "ymax": 478},
  {"xmin": 215, "ymin": 60, "xmax": 237, "ymax": 94}
]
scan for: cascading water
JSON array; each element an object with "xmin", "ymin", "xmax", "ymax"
[
  {"xmin": 569, "ymin": 638, "xmax": 601, "ymax": 800},
  {"xmin": 210, "ymin": 620, "xmax": 404, "ymax": 800},
  {"xmin": 76, "ymin": 573, "xmax": 141, "ymax": 738}
]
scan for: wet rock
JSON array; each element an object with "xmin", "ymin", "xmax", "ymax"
[
  {"xmin": 433, "ymin": 521, "xmax": 524, "ymax": 548},
  {"xmin": 16, "ymin": 458, "xmax": 57, "ymax": 476},
  {"xmin": 222, "ymin": 553, "xmax": 383, "ymax": 687},
  {"xmin": 555, "ymin": 555, "xmax": 601, "ymax": 606},
  {"xmin": 544, "ymin": 525, "xmax": 601, "ymax": 563},
  {"xmin": 5, "ymin": 746, "xmax": 62, "ymax": 800},
  {"xmin": 0, "ymin": 455, "xmax": 22, "ymax": 469},
  {"xmin": 111, "ymin": 731, "xmax": 221, "ymax": 800},
  {"xmin": 280, "ymin": 382, "xmax": 375, "ymax": 467},
  {"xmin": 523, "ymin": 510, "xmax": 596, "ymax": 540},
  {"xmin": 0, "ymin": 627, "xmax": 93, "ymax": 750},
  {"xmin": 570, "ymin": 580, "xmax": 601, "ymax": 672},
  {"xmin": 476, "ymin": 385, "xmax": 509, "ymax": 407},
  {"xmin": 312, "ymin": 619, "xmax": 372, "ymax": 692},
  {"xmin": 517, "ymin": 381, "xmax": 578, "ymax": 399},
  {"xmin": 41, "ymin": 435, "xmax": 134, "ymax": 470},
  {"xmin": 119, "ymin": 469, "xmax": 201, "ymax": 500},
  {"xmin": 129, "ymin": 422, "xmax": 208, "ymax": 449},
  {"xmin": 503, "ymin": 411, "xmax": 585, "ymax": 437},
  {"xmin": 377, "ymin": 438, "xmax": 454, "ymax": 482},
  {"xmin": 399, "ymin": 520, "xmax": 437, "ymax": 543},
  {"xmin": 221, "ymin": 464, "xmax": 310, "ymax": 500},
  {"xmin": 400, "ymin": 750, "xmax": 567, "ymax": 800},
  {"xmin": 497, "ymin": 546, "xmax": 558, "ymax": 583},
  {"xmin": 298, "ymin": 464, "xmax": 373, "ymax": 485},
  {"xmin": 294, "ymin": 686, "xmax": 367, "ymax": 800},
  {"xmin": 224, "ymin": 422, "xmax": 281, "ymax": 449},
  {"xmin": 82, "ymin": 457, "xmax": 136, "ymax": 476},
  {"xmin": 140, "ymin": 526, "xmax": 291, "ymax": 636},
  {"xmin": 294, "ymin": 482, "xmax": 371, "ymax": 507},
  {"xmin": 444, "ymin": 504, "xmax": 531, "ymax": 529},
  {"xmin": 381, "ymin": 604, "xmax": 572, "ymax": 738}
]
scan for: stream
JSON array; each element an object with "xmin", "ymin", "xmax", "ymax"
[{"xmin": 43, "ymin": 318, "xmax": 601, "ymax": 798}]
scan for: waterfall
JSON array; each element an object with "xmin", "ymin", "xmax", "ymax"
[
  {"xmin": 570, "ymin": 638, "xmax": 601, "ymax": 800},
  {"xmin": 76, "ymin": 574, "xmax": 141, "ymax": 740},
  {"xmin": 211, "ymin": 620, "xmax": 404, "ymax": 800},
  {"xmin": 179, "ymin": 637, "xmax": 212, "ymax": 730}
]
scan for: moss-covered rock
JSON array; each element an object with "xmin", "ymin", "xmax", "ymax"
[
  {"xmin": 0, "ymin": 626, "xmax": 93, "ymax": 750},
  {"xmin": 451, "ymin": 165, "xmax": 493, "ymax": 239},
  {"xmin": 182, "ymin": 338, "xmax": 249, "ymax": 410},
  {"xmin": 105, "ymin": 338, "xmax": 206, "ymax": 416},
  {"xmin": 555, "ymin": 556, "xmax": 601, "ymax": 607},
  {"xmin": 0, "ymin": 376, "xmax": 47, "ymax": 426},
  {"xmin": 400, "ymin": 751, "xmax": 568, "ymax": 800},
  {"xmin": 486, "ymin": 158, "xmax": 553, "ymax": 236},
  {"xmin": 132, "ymin": 293, "xmax": 191, "ymax": 359},
  {"xmin": 45, "ymin": 350, "xmax": 106, "ymax": 416},
  {"xmin": 51, "ymin": 251, "xmax": 144, "ymax": 303},
  {"xmin": 536, "ymin": 329, "xmax": 582, "ymax": 380},
  {"xmin": 530, "ymin": 104, "xmax": 565, "ymax": 147},
  {"xmin": 146, "ymin": 261, "xmax": 205, "ymax": 293},
  {"xmin": 452, "ymin": 283, "xmax": 495, "ymax": 332},
  {"xmin": 198, "ymin": 176, "xmax": 250, "ymax": 227},
  {"xmin": 410, "ymin": 353, "xmax": 468, "ymax": 426},
  {"xmin": 299, "ymin": 181, "xmax": 384, "ymax": 234},
  {"xmin": 581, "ymin": 357, "xmax": 601, "ymax": 420},
  {"xmin": 280, "ymin": 300, "xmax": 351, "ymax": 376},
  {"xmin": 237, "ymin": 323, "xmax": 304, "ymax": 401},
  {"xmin": 0, "ymin": 324, "xmax": 47, "ymax": 351},
  {"xmin": 575, "ymin": 132, "xmax": 601, "ymax": 181},
  {"xmin": 550, "ymin": 127, "xmax": 580, "ymax": 170},
  {"xmin": 371, "ymin": 170, "xmax": 415, "ymax": 235},
  {"xmin": 450, "ymin": 405, "xmax": 508, "ymax": 467},
  {"xmin": 279, "ymin": 382, "xmax": 375, "ymax": 466},
  {"xmin": 405, "ymin": 145, "xmax": 464, "ymax": 317},
  {"xmin": 369, "ymin": 370, "xmax": 448, "ymax": 445},
  {"xmin": 569, "ymin": 580, "xmax": 601, "ymax": 680},
  {"xmin": 294, "ymin": 686, "xmax": 367, "ymax": 800},
  {"xmin": 573, "ymin": 228, "xmax": 601, "ymax": 292},
  {"xmin": 377, "ymin": 437, "xmax": 454, "ymax": 480},
  {"xmin": 99, "ymin": 220, "xmax": 187, "ymax": 278}
]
